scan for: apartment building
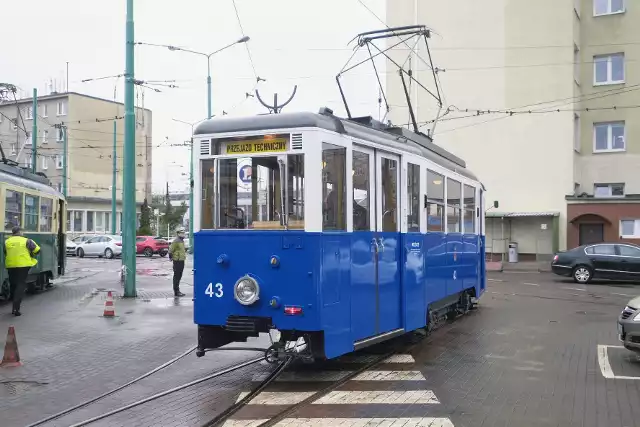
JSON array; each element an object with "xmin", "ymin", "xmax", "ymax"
[
  {"xmin": 0, "ymin": 91, "xmax": 152, "ymax": 236},
  {"xmin": 386, "ymin": 0, "xmax": 640, "ymax": 260}
]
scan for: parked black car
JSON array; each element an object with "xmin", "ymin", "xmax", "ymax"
[{"xmin": 551, "ymin": 243, "xmax": 640, "ymax": 284}]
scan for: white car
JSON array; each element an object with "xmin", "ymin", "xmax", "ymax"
[
  {"xmin": 66, "ymin": 239, "xmax": 78, "ymax": 256},
  {"xmin": 76, "ymin": 235, "xmax": 123, "ymax": 259}
]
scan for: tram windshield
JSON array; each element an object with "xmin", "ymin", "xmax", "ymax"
[{"xmin": 200, "ymin": 154, "xmax": 304, "ymax": 230}]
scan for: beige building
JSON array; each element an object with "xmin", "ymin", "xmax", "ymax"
[
  {"xmin": 0, "ymin": 91, "xmax": 152, "ymax": 236},
  {"xmin": 387, "ymin": 0, "xmax": 640, "ymax": 260}
]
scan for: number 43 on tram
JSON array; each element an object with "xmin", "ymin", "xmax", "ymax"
[{"xmin": 192, "ymin": 107, "xmax": 487, "ymax": 362}]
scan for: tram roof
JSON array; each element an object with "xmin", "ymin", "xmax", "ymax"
[
  {"xmin": 0, "ymin": 162, "xmax": 64, "ymax": 199},
  {"xmin": 194, "ymin": 109, "xmax": 478, "ymax": 181}
]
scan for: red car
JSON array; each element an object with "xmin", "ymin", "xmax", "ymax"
[{"xmin": 135, "ymin": 236, "xmax": 169, "ymax": 257}]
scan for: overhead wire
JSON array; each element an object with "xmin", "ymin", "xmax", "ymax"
[{"xmin": 231, "ymin": 0, "xmax": 259, "ymax": 80}]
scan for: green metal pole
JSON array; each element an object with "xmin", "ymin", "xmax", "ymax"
[
  {"xmin": 189, "ymin": 137, "xmax": 194, "ymax": 254},
  {"xmin": 112, "ymin": 121, "xmax": 117, "ymax": 234},
  {"xmin": 123, "ymin": 0, "xmax": 136, "ymax": 297},
  {"xmin": 31, "ymin": 89, "xmax": 37, "ymax": 173},
  {"xmin": 62, "ymin": 125, "xmax": 68, "ymax": 197}
]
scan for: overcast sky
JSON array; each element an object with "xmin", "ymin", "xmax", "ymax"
[{"xmin": 2, "ymin": 0, "xmax": 387, "ymax": 194}]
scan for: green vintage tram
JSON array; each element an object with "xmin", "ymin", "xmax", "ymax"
[{"xmin": 1, "ymin": 162, "xmax": 66, "ymax": 299}]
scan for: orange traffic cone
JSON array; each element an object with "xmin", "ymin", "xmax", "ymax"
[
  {"xmin": 1, "ymin": 326, "xmax": 22, "ymax": 368},
  {"xmin": 103, "ymin": 291, "xmax": 115, "ymax": 317}
]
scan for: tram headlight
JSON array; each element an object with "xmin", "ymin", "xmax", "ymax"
[{"xmin": 234, "ymin": 276, "xmax": 260, "ymax": 305}]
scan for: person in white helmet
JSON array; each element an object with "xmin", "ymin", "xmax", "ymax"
[{"xmin": 168, "ymin": 227, "xmax": 187, "ymax": 297}]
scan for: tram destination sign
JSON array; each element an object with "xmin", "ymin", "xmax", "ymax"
[{"xmin": 225, "ymin": 136, "xmax": 288, "ymax": 155}]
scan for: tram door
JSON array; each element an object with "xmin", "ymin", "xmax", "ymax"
[
  {"xmin": 374, "ymin": 151, "xmax": 402, "ymax": 335},
  {"xmin": 350, "ymin": 147, "xmax": 402, "ymax": 343}
]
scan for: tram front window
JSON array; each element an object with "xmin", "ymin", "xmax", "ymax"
[{"xmin": 216, "ymin": 154, "xmax": 304, "ymax": 230}]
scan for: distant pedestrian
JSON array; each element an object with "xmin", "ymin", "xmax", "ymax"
[
  {"xmin": 4, "ymin": 226, "xmax": 40, "ymax": 316},
  {"xmin": 168, "ymin": 227, "xmax": 187, "ymax": 297}
]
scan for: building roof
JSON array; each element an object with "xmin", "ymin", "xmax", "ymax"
[
  {"xmin": 194, "ymin": 109, "xmax": 479, "ymax": 182},
  {"xmin": 0, "ymin": 91, "xmax": 152, "ymax": 113}
]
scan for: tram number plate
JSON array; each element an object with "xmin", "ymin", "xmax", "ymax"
[
  {"xmin": 618, "ymin": 323, "xmax": 623, "ymax": 335},
  {"xmin": 225, "ymin": 139, "xmax": 287, "ymax": 154}
]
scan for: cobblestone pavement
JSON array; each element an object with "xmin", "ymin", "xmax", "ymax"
[{"xmin": 3, "ymin": 262, "xmax": 640, "ymax": 427}]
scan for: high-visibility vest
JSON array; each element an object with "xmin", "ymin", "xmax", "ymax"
[{"xmin": 4, "ymin": 236, "xmax": 40, "ymax": 268}]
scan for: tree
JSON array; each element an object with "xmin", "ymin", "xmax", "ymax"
[{"xmin": 137, "ymin": 198, "xmax": 152, "ymax": 235}]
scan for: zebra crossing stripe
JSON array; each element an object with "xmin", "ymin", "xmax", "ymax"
[
  {"xmin": 252, "ymin": 371, "xmax": 353, "ymax": 382},
  {"xmin": 222, "ymin": 418, "xmax": 454, "ymax": 426},
  {"xmin": 383, "ymin": 354, "xmax": 415, "ymax": 364},
  {"xmin": 352, "ymin": 370, "xmax": 426, "ymax": 381},
  {"xmin": 312, "ymin": 390, "xmax": 440, "ymax": 405},
  {"xmin": 235, "ymin": 391, "xmax": 316, "ymax": 404}
]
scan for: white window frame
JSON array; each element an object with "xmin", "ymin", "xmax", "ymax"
[
  {"xmin": 26, "ymin": 106, "xmax": 33, "ymax": 120},
  {"xmin": 593, "ymin": 121, "xmax": 625, "ymax": 152},
  {"xmin": 55, "ymin": 155, "xmax": 63, "ymax": 169},
  {"xmin": 620, "ymin": 219, "xmax": 640, "ymax": 239},
  {"xmin": 574, "ymin": 44, "xmax": 581, "ymax": 85},
  {"xmin": 12, "ymin": 119, "xmax": 17, "ymax": 131},
  {"xmin": 56, "ymin": 101, "xmax": 66, "ymax": 116},
  {"xmin": 594, "ymin": 183, "xmax": 624, "ymax": 197},
  {"xmin": 24, "ymin": 132, "xmax": 31, "ymax": 147},
  {"xmin": 42, "ymin": 156, "xmax": 48, "ymax": 170},
  {"xmin": 57, "ymin": 127, "xmax": 65, "ymax": 142},
  {"xmin": 43, "ymin": 129, "xmax": 48, "ymax": 144},
  {"xmin": 25, "ymin": 155, "xmax": 33, "ymax": 169},
  {"xmin": 42, "ymin": 104, "xmax": 48, "ymax": 118},
  {"xmin": 593, "ymin": 53, "xmax": 625, "ymax": 85},
  {"xmin": 10, "ymin": 143, "xmax": 16, "ymax": 155},
  {"xmin": 594, "ymin": 0, "xmax": 625, "ymax": 16}
]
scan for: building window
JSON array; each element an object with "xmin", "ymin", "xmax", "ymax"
[
  {"xmin": 427, "ymin": 170, "xmax": 445, "ymax": 232},
  {"xmin": 24, "ymin": 132, "xmax": 31, "ymax": 146},
  {"xmin": 24, "ymin": 194, "xmax": 39, "ymax": 231},
  {"xmin": 594, "ymin": 183, "xmax": 624, "ymax": 197},
  {"xmin": 105, "ymin": 212, "xmax": 111, "ymax": 232},
  {"xmin": 4, "ymin": 190, "xmax": 23, "ymax": 229},
  {"xmin": 594, "ymin": 0, "xmax": 624, "ymax": 16},
  {"xmin": 25, "ymin": 155, "xmax": 33, "ymax": 169},
  {"xmin": 26, "ymin": 106, "xmax": 33, "ymax": 120},
  {"xmin": 574, "ymin": 44, "xmax": 580, "ymax": 85},
  {"xmin": 42, "ymin": 104, "xmax": 48, "ymax": 117},
  {"xmin": 574, "ymin": 114, "xmax": 581, "ymax": 152},
  {"xmin": 594, "ymin": 53, "xmax": 624, "ymax": 85},
  {"xmin": 43, "ymin": 130, "xmax": 48, "ymax": 144},
  {"xmin": 594, "ymin": 121, "xmax": 625, "ymax": 152},
  {"xmin": 73, "ymin": 211, "xmax": 83, "ymax": 232},
  {"xmin": 56, "ymin": 101, "xmax": 66, "ymax": 116},
  {"xmin": 446, "ymin": 178, "xmax": 462, "ymax": 233},
  {"xmin": 11, "ymin": 119, "xmax": 17, "ymax": 131},
  {"xmin": 42, "ymin": 156, "xmax": 48, "ymax": 170},
  {"xmin": 56, "ymin": 182, "xmax": 62, "ymax": 193},
  {"xmin": 55, "ymin": 155, "xmax": 63, "ymax": 169},
  {"xmin": 407, "ymin": 163, "xmax": 420, "ymax": 232},
  {"xmin": 57, "ymin": 127, "xmax": 65, "ymax": 142},
  {"xmin": 86, "ymin": 211, "xmax": 94, "ymax": 232},
  {"xmin": 620, "ymin": 219, "xmax": 640, "ymax": 238},
  {"xmin": 10, "ymin": 143, "xmax": 16, "ymax": 155}
]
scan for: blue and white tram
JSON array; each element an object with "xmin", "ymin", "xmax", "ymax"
[{"xmin": 192, "ymin": 108, "xmax": 486, "ymax": 361}]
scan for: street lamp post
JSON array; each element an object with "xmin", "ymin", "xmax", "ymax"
[{"xmin": 165, "ymin": 36, "xmax": 250, "ymax": 119}]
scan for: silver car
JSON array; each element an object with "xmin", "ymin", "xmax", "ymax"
[
  {"xmin": 618, "ymin": 296, "xmax": 640, "ymax": 352},
  {"xmin": 76, "ymin": 235, "xmax": 123, "ymax": 259}
]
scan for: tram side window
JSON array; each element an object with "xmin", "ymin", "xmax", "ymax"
[
  {"xmin": 463, "ymin": 185, "xmax": 476, "ymax": 234},
  {"xmin": 352, "ymin": 150, "xmax": 370, "ymax": 231},
  {"xmin": 201, "ymin": 159, "xmax": 215, "ymax": 229},
  {"xmin": 426, "ymin": 170, "xmax": 444, "ymax": 232},
  {"xmin": 24, "ymin": 194, "xmax": 39, "ymax": 232},
  {"xmin": 381, "ymin": 158, "xmax": 398, "ymax": 232},
  {"xmin": 4, "ymin": 190, "xmax": 23, "ymax": 230},
  {"xmin": 322, "ymin": 143, "xmax": 346, "ymax": 231},
  {"xmin": 40, "ymin": 198, "xmax": 53, "ymax": 232},
  {"xmin": 287, "ymin": 154, "xmax": 304, "ymax": 228},
  {"xmin": 407, "ymin": 163, "xmax": 420, "ymax": 232},
  {"xmin": 446, "ymin": 178, "xmax": 462, "ymax": 233}
]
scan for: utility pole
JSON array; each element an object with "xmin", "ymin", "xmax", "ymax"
[
  {"xmin": 31, "ymin": 89, "xmax": 37, "ymax": 173},
  {"xmin": 112, "ymin": 121, "xmax": 117, "ymax": 234},
  {"xmin": 123, "ymin": 0, "xmax": 137, "ymax": 297},
  {"xmin": 62, "ymin": 124, "xmax": 68, "ymax": 197}
]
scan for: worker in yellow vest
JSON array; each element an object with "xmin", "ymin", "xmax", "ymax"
[{"xmin": 4, "ymin": 226, "xmax": 40, "ymax": 316}]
